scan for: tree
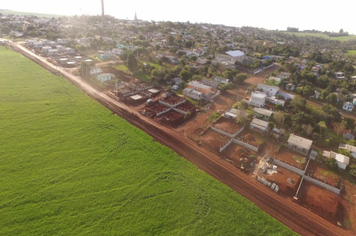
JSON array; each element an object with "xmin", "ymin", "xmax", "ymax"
[
  {"xmin": 126, "ymin": 53, "xmax": 137, "ymax": 71},
  {"xmin": 320, "ymin": 90, "xmax": 329, "ymax": 100},
  {"xmin": 339, "ymin": 28, "xmax": 344, "ymax": 34},
  {"xmin": 224, "ymin": 70, "xmax": 233, "ymax": 80},
  {"xmin": 179, "ymin": 69, "xmax": 189, "ymax": 81},
  {"xmin": 303, "ymin": 85, "xmax": 315, "ymax": 97},
  {"xmin": 332, "ymin": 122, "xmax": 346, "ymax": 135},
  {"xmin": 302, "ymin": 124, "xmax": 313, "ymax": 137},
  {"xmin": 235, "ymin": 73, "xmax": 248, "ymax": 85},
  {"xmin": 155, "ymin": 44, "xmax": 160, "ymax": 51},
  {"xmin": 1, "ymin": 26, "xmax": 11, "ymax": 35},
  {"xmin": 326, "ymin": 158, "xmax": 337, "ymax": 170},
  {"xmin": 273, "ymin": 112, "xmax": 285, "ymax": 127},
  {"xmin": 290, "ymin": 95, "xmax": 306, "ymax": 111},
  {"xmin": 325, "ymin": 93, "xmax": 338, "ymax": 106},
  {"xmin": 239, "ymin": 101, "xmax": 248, "ymax": 110}
]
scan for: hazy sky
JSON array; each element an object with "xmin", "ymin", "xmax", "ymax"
[{"xmin": 2, "ymin": 0, "xmax": 356, "ymax": 34}]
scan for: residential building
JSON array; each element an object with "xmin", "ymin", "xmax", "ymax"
[
  {"xmin": 250, "ymin": 118, "xmax": 269, "ymax": 132},
  {"xmin": 214, "ymin": 77, "xmax": 229, "ymax": 84},
  {"xmin": 225, "ymin": 50, "xmax": 246, "ymax": 63},
  {"xmin": 201, "ymin": 78, "xmax": 220, "ymax": 89},
  {"xmin": 90, "ymin": 67, "xmax": 102, "ymax": 75},
  {"xmin": 41, "ymin": 46, "xmax": 52, "ymax": 55},
  {"xmin": 97, "ymin": 73, "xmax": 116, "ymax": 82},
  {"xmin": 187, "ymin": 81, "xmax": 216, "ymax": 96},
  {"xmin": 322, "ymin": 151, "xmax": 350, "ymax": 170},
  {"xmin": 343, "ymin": 102, "xmax": 354, "ymax": 111},
  {"xmin": 250, "ymin": 91, "xmax": 267, "ymax": 107},
  {"xmin": 285, "ymin": 83, "xmax": 295, "ymax": 91},
  {"xmin": 256, "ymin": 83, "xmax": 279, "ymax": 97},
  {"xmin": 335, "ymin": 72, "xmax": 346, "ymax": 80},
  {"xmin": 224, "ymin": 108, "xmax": 247, "ymax": 119},
  {"xmin": 253, "ymin": 107, "xmax": 273, "ymax": 121},
  {"xmin": 278, "ymin": 72, "xmax": 291, "ymax": 79},
  {"xmin": 183, "ymin": 88, "xmax": 203, "ymax": 100},
  {"xmin": 47, "ymin": 49, "xmax": 58, "ymax": 56},
  {"xmin": 287, "ymin": 134, "xmax": 313, "ymax": 156},
  {"xmin": 65, "ymin": 47, "xmax": 75, "ymax": 54}
]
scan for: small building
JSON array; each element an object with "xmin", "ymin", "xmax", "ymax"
[
  {"xmin": 183, "ymin": 88, "xmax": 203, "ymax": 100},
  {"xmin": 322, "ymin": 151, "xmax": 350, "ymax": 170},
  {"xmin": 278, "ymin": 72, "xmax": 291, "ymax": 79},
  {"xmin": 65, "ymin": 47, "xmax": 75, "ymax": 54},
  {"xmin": 224, "ymin": 108, "xmax": 248, "ymax": 119},
  {"xmin": 250, "ymin": 91, "xmax": 267, "ymax": 107},
  {"xmin": 343, "ymin": 102, "xmax": 354, "ymax": 111},
  {"xmin": 343, "ymin": 130, "xmax": 355, "ymax": 141},
  {"xmin": 257, "ymin": 83, "xmax": 279, "ymax": 97},
  {"xmin": 97, "ymin": 73, "xmax": 116, "ymax": 82},
  {"xmin": 253, "ymin": 107, "xmax": 273, "ymax": 121},
  {"xmin": 309, "ymin": 150, "xmax": 318, "ymax": 160},
  {"xmin": 287, "ymin": 134, "xmax": 313, "ymax": 156},
  {"xmin": 250, "ymin": 118, "xmax": 269, "ymax": 132},
  {"xmin": 335, "ymin": 72, "xmax": 345, "ymax": 80},
  {"xmin": 285, "ymin": 83, "xmax": 295, "ymax": 91},
  {"xmin": 90, "ymin": 67, "xmax": 102, "ymax": 75},
  {"xmin": 169, "ymin": 77, "xmax": 184, "ymax": 85},
  {"xmin": 225, "ymin": 50, "xmax": 246, "ymax": 63},
  {"xmin": 311, "ymin": 91, "xmax": 320, "ymax": 99},
  {"xmin": 41, "ymin": 46, "xmax": 52, "ymax": 54},
  {"xmin": 48, "ymin": 49, "xmax": 58, "ymax": 56},
  {"xmin": 214, "ymin": 77, "xmax": 229, "ymax": 84},
  {"xmin": 56, "ymin": 45, "xmax": 66, "ymax": 53},
  {"xmin": 187, "ymin": 81, "xmax": 217, "ymax": 96},
  {"xmin": 201, "ymin": 78, "xmax": 220, "ymax": 89}
]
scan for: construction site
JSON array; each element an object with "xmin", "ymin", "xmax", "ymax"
[{"xmin": 141, "ymin": 95, "xmax": 198, "ymax": 127}]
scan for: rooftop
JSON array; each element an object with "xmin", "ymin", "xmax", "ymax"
[
  {"xmin": 225, "ymin": 50, "xmax": 245, "ymax": 57},
  {"xmin": 250, "ymin": 118, "xmax": 269, "ymax": 130},
  {"xmin": 253, "ymin": 107, "xmax": 273, "ymax": 116},
  {"xmin": 288, "ymin": 134, "xmax": 313, "ymax": 150}
]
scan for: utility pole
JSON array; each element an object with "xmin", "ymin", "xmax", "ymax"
[{"xmin": 101, "ymin": 0, "xmax": 105, "ymax": 25}]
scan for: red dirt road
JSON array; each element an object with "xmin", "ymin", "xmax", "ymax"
[{"xmin": 12, "ymin": 43, "xmax": 350, "ymax": 236}]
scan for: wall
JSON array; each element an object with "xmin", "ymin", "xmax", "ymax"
[
  {"xmin": 159, "ymin": 99, "xmax": 186, "ymax": 108},
  {"xmin": 220, "ymin": 139, "xmax": 233, "ymax": 152},
  {"xmin": 211, "ymin": 126, "xmax": 244, "ymax": 139},
  {"xmin": 156, "ymin": 108, "xmax": 172, "ymax": 117},
  {"xmin": 232, "ymin": 139, "xmax": 259, "ymax": 152},
  {"xmin": 303, "ymin": 175, "xmax": 341, "ymax": 195},
  {"xmin": 173, "ymin": 108, "xmax": 187, "ymax": 115},
  {"xmin": 273, "ymin": 159, "xmax": 305, "ymax": 176}
]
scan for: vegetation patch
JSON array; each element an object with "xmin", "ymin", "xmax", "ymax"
[{"xmin": 0, "ymin": 47, "xmax": 297, "ymax": 235}]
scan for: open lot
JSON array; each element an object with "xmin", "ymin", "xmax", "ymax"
[
  {"xmin": 306, "ymin": 162, "xmax": 341, "ymax": 188},
  {"xmin": 213, "ymin": 117, "xmax": 243, "ymax": 133},
  {"xmin": 275, "ymin": 146, "xmax": 308, "ymax": 170},
  {"xmin": 196, "ymin": 129, "xmax": 230, "ymax": 153}
]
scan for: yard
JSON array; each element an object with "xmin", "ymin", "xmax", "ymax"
[{"xmin": 275, "ymin": 146, "xmax": 308, "ymax": 170}]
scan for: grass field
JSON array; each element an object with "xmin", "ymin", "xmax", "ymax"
[
  {"xmin": 282, "ymin": 31, "xmax": 356, "ymax": 42},
  {"xmin": 0, "ymin": 46, "xmax": 296, "ymax": 235},
  {"xmin": 347, "ymin": 50, "xmax": 356, "ymax": 56}
]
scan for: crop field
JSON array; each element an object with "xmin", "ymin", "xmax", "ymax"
[
  {"xmin": 347, "ymin": 50, "xmax": 356, "ymax": 56},
  {"xmin": 282, "ymin": 31, "xmax": 356, "ymax": 42},
  {"xmin": 0, "ymin": 47, "xmax": 296, "ymax": 235}
]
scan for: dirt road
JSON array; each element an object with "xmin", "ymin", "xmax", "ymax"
[{"xmin": 12, "ymin": 43, "xmax": 350, "ymax": 236}]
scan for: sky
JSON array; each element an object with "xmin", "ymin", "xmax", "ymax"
[{"xmin": 2, "ymin": 0, "xmax": 356, "ymax": 34}]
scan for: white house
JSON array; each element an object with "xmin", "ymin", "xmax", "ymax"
[
  {"xmin": 57, "ymin": 38, "xmax": 70, "ymax": 45},
  {"xmin": 97, "ymin": 73, "xmax": 116, "ymax": 82},
  {"xmin": 343, "ymin": 102, "xmax": 354, "ymax": 111},
  {"xmin": 322, "ymin": 151, "xmax": 350, "ymax": 170},
  {"xmin": 335, "ymin": 72, "xmax": 345, "ymax": 80},
  {"xmin": 214, "ymin": 77, "xmax": 229, "ymax": 84},
  {"xmin": 250, "ymin": 91, "xmax": 267, "ymax": 107},
  {"xmin": 339, "ymin": 143, "xmax": 356, "ymax": 158},
  {"xmin": 256, "ymin": 83, "xmax": 279, "ymax": 97},
  {"xmin": 90, "ymin": 67, "xmax": 102, "ymax": 75},
  {"xmin": 225, "ymin": 50, "xmax": 246, "ymax": 63},
  {"xmin": 56, "ymin": 45, "xmax": 66, "ymax": 53},
  {"xmin": 65, "ymin": 47, "xmax": 75, "ymax": 54},
  {"xmin": 47, "ymin": 49, "xmax": 58, "ymax": 56},
  {"xmin": 41, "ymin": 46, "xmax": 52, "ymax": 54}
]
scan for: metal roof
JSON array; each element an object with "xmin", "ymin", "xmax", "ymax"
[
  {"xmin": 250, "ymin": 118, "xmax": 269, "ymax": 130},
  {"xmin": 288, "ymin": 134, "xmax": 313, "ymax": 150},
  {"xmin": 253, "ymin": 107, "xmax": 273, "ymax": 117},
  {"xmin": 225, "ymin": 50, "xmax": 245, "ymax": 58}
]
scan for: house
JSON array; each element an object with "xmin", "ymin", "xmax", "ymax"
[
  {"xmin": 188, "ymin": 81, "xmax": 215, "ymax": 96},
  {"xmin": 57, "ymin": 38, "xmax": 70, "ymax": 45},
  {"xmin": 250, "ymin": 91, "xmax": 267, "ymax": 107},
  {"xmin": 322, "ymin": 151, "xmax": 350, "ymax": 170},
  {"xmin": 267, "ymin": 76, "xmax": 282, "ymax": 85},
  {"xmin": 343, "ymin": 130, "xmax": 355, "ymax": 141},
  {"xmin": 112, "ymin": 48, "xmax": 123, "ymax": 55},
  {"xmin": 339, "ymin": 143, "xmax": 356, "ymax": 158},
  {"xmin": 97, "ymin": 73, "xmax": 116, "ymax": 82},
  {"xmin": 41, "ymin": 46, "xmax": 52, "ymax": 55},
  {"xmin": 56, "ymin": 45, "xmax": 66, "ymax": 53},
  {"xmin": 224, "ymin": 108, "xmax": 248, "ymax": 119},
  {"xmin": 201, "ymin": 78, "xmax": 220, "ymax": 89},
  {"xmin": 311, "ymin": 90, "xmax": 320, "ymax": 99},
  {"xmin": 90, "ymin": 67, "xmax": 102, "ymax": 75},
  {"xmin": 225, "ymin": 50, "xmax": 246, "ymax": 63},
  {"xmin": 343, "ymin": 102, "xmax": 354, "ymax": 111},
  {"xmin": 256, "ymin": 84, "xmax": 279, "ymax": 97},
  {"xmin": 47, "ymin": 49, "xmax": 58, "ymax": 56},
  {"xmin": 353, "ymin": 98, "xmax": 356, "ymax": 105},
  {"xmin": 250, "ymin": 118, "xmax": 269, "ymax": 132},
  {"xmin": 98, "ymin": 51, "xmax": 116, "ymax": 60},
  {"xmin": 287, "ymin": 134, "xmax": 313, "ymax": 156},
  {"xmin": 253, "ymin": 107, "xmax": 273, "ymax": 121},
  {"xmin": 65, "ymin": 47, "xmax": 75, "ymax": 54},
  {"xmin": 33, "ymin": 42, "xmax": 43, "ymax": 49},
  {"xmin": 183, "ymin": 88, "xmax": 203, "ymax": 100},
  {"xmin": 214, "ymin": 77, "xmax": 229, "ymax": 84},
  {"xmin": 335, "ymin": 72, "xmax": 346, "ymax": 80},
  {"xmin": 311, "ymin": 67, "xmax": 320, "ymax": 76}
]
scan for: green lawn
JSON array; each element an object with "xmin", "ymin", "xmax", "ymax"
[
  {"xmin": 347, "ymin": 50, "xmax": 356, "ymax": 56},
  {"xmin": 0, "ymin": 46, "xmax": 296, "ymax": 235},
  {"xmin": 282, "ymin": 31, "xmax": 356, "ymax": 42}
]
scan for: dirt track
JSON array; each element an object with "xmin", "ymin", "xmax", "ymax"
[{"xmin": 12, "ymin": 43, "xmax": 350, "ymax": 236}]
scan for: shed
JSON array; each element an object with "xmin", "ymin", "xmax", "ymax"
[
  {"xmin": 287, "ymin": 134, "xmax": 313, "ymax": 156},
  {"xmin": 250, "ymin": 118, "xmax": 269, "ymax": 132}
]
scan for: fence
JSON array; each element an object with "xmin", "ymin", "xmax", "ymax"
[
  {"xmin": 156, "ymin": 108, "xmax": 172, "ymax": 117},
  {"xmin": 303, "ymin": 175, "xmax": 341, "ymax": 195},
  {"xmin": 220, "ymin": 139, "xmax": 234, "ymax": 152},
  {"xmin": 232, "ymin": 139, "xmax": 259, "ymax": 152},
  {"xmin": 273, "ymin": 159, "xmax": 305, "ymax": 176}
]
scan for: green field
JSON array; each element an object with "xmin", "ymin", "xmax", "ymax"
[
  {"xmin": 283, "ymin": 31, "xmax": 356, "ymax": 42},
  {"xmin": 0, "ymin": 47, "xmax": 296, "ymax": 235},
  {"xmin": 347, "ymin": 50, "xmax": 356, "ymax": 56},
  {"xmin": 0, "ymin": 9, "xmax": 63, "ymax": 18}
]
